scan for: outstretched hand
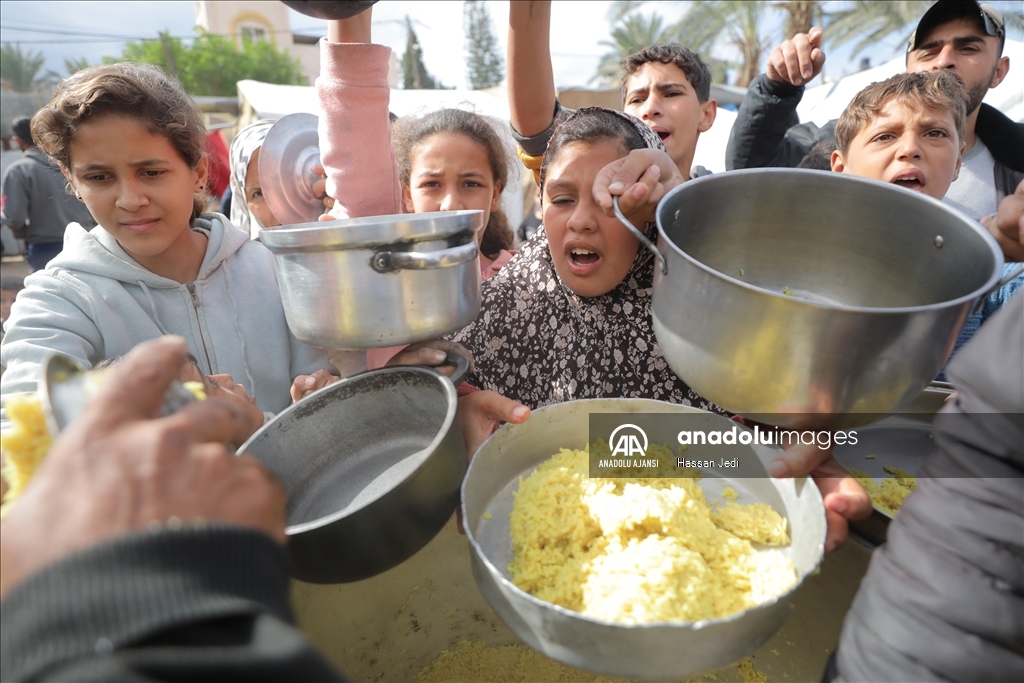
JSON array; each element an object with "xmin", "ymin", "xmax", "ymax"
[
  {"xmin": 980, "ymin": 178, "xmax": 1024, "ymax": 262},
  {"xmin": 766, "ymin": 440, "xmax": 871, "ymax": 553},
  {"xmin": 291, "ymin": 369, "xmax": 340, "ymax": 403},
  {"xmin": 593, "ymin": 148, "xmax": 684, "ymax": 227},
  {"xmin": 0, "ymin": 336, "xmax": 288, "ymax": 598},
  {"xmin": 766, "ymin": 26, "xmax": 826, "ymax": 87}
]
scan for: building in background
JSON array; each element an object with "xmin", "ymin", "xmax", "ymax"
[{"xmin": 194, "ymin": 1, "xmax": 398, "ymax": 87}]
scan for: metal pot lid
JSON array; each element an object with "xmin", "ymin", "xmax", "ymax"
[
  {"xmin": 259, "ymin": 113, "xmax": 324, "ymax": 225},
  {"xmin": 260, "ymin": 209, "xmax": 485, "ymax": 252}
]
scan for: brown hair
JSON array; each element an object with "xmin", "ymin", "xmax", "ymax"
[
  {"xmin": 394, "ymin": 108, "xmax": 514, "ymax": 259},
  {"xmin": 31, "ymin": 62, "xmax": 209, "ymax": 221},
  {"xmin": 621, "ymin": 43, "xmax": 713, "ymax": 103},
  {"xmin": 834, "ymin": 71, "xmax": 968, "ymax": 157}
]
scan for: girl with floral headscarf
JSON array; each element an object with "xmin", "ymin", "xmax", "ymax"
[{"xmin": 448, "ymin": 108, "xmax": 718, "ymax": 412}]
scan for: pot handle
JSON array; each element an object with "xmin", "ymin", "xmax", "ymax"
[
  {"xmin": 373, "ymin": 241, "xmax": 478, "ymax": 273},
  {"xmin": 972, "ymin": 263, "xmax": 1024, "ymax": 314},
  {"xmin": 442, "ymin": 350, "xmax": 472, "ymax": 387},
  {"xmin": 612, "ymin": 197, "xmax": 666, "ymax": 275}
]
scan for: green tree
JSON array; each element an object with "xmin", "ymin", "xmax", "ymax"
[
  {"xmin": 595, "ymin": 12, "xmax": 674, "ymax": 84},
  {"xmin": 1, "ymin": 44, "xmax": 47, "ymax": 93},
  {"xmin": 464, "ymin": 0, "xmax": 504, "ymax": 89},
  {"xmin": 598, "ymin": 1, "xmax": 772, "ymax": 86},
  {"xmin": 402, "ymin": 16, "xmax": 445, "ymax": 89},
  {"xmin": 826, "ymin": 1, "xmax": 1024, "ymax": 56},
  {"xmin": 117, "ymin": 30, "xmax": 306, "ymax": 96}
]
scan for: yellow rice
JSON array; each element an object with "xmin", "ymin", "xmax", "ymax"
[{"xmin": 509, "ymin": 448, "xmax": 797, "ymax": 624}]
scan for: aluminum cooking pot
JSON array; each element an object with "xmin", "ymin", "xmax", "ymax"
[
  {"xmin": 616, "ymin": 169, "xmax": 1013, "ymax": 429},
  {"xmin": 237, "ymin": 355, "xmax": 469, "ymax": 583},
  {"xmin": 462, "ymin": 398, "xmax": 825, "ymax": 680},
  {"xmin": 260, "ymin": 210, "xmax": 484, "ymax": 349}
]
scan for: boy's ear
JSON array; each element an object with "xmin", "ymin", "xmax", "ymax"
[
  {"xmin": 830, "ymin": 150, "xmax": 846, "ymax": 173},
  {"xmin": 402, "ymin": 184, "xmax": 414, "ymax": 213},
  {"xmin": 953, "ymin": 140, "xmax": 965, "ymax": 181},
  {"xmin": 697, "ymin": 99, "xmax": 717, "ymax": 133}
]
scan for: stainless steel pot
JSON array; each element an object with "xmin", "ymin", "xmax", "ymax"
[
  {"xmin": 462, "ymin": 398, "xmax": 826, "ymax": 681},
  {"xmin": 237, "ymin": 357, "xmax": 468, "ymax": 583},
  {"xmin": 260, "ymin": 210, "xmax": 484, "ymax": 349},
  {"xmin": 618, "ymin": 169, "xmax": 1010, "ymax": 428}
]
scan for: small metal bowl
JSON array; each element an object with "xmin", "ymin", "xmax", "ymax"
[{"xmin": 462, "ymin": 398, "xmax": 825, "ymax": 681}]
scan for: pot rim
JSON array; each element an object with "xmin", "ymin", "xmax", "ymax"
[
  {"xmin": 259, "ymin": 209, "xmax": 485, "ymax": 252},
  {"xmin": 236, "ymin": 365, "xmax": 459, "ymax": 535},
  {"xmin": 462, "ymin": 398, "xmax": 825, "ymax": 632},
  {"xmin": 656, "ymin": 169, "xmax": 1006, "ymax": 314}
]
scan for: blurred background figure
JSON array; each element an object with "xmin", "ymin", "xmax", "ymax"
[
  {"xmin": 516, "ymin": 182, "xmax": 542, "ymax": 245},
  {"xmin": 0, "ymin": 116, "xmax": 94, "ymax": 272}
]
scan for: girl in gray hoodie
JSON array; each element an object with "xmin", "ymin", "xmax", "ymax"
[{"xmin": 0, "ymin": 63, "xmax": 333, "ymax": 415}]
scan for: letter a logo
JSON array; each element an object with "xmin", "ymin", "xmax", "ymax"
[{"xmin": 609, "ymin": 424, "xmax": 648, "ymax": 457}]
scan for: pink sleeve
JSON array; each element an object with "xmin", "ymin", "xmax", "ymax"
[{"xmin": 317, "ymin": 40, "xmax": 403, "ymax": 219}]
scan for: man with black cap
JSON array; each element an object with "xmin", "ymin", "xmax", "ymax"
[
  {"xmin": 2, "ymin": 115, "xmax": 93, "ymax": 271},
  {"xmin": 725, "ymin": 1, "xmax": 1022, "ymax": 220}
]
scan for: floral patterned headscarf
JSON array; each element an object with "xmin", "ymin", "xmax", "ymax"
[
  {"xmin": 448, "ymin": 108, "xmax": 718, "ymax": 412},
  {"xmin": 229, "ymin": 119, "xmax": 275, "ymax": 239}
]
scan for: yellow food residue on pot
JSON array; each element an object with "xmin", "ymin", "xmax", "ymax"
[
  {"xmin": 0, "ymin": 393, "xmax": 51, "ymax": 519},
  {"xmin": 509, "ymin": 448, "xmax": 796, "ymax": 624},
  {"xmin": 416, "ymin": 640, "xmax": 622, "ymax": 683},
  {"xmin": 1, "ymin": 377, "xmax": 207, "ymax": 518},
  {"xmin": 849, "ymin": 465, "xmax": 917, "ymax": 516}
]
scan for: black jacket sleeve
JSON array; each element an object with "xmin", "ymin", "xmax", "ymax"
[
  {"xmin": 0, "ymin": 526, "xmax": 345, "ymax": 683},
  {"xmin": 975, "ymin": 103, "xmax": 1024, "ymax": 200},
  {"xmin": 726, "ymin": 74, "xmax": 836, "ymax": 170}
]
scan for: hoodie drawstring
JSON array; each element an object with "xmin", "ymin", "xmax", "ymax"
[
  {"xmin": 221, "ymin": 269, "xmax": 257, "ymax": 400},
  {"xmin": 138, "ymin": 281, "xmax": 170, "ymax": 335}
]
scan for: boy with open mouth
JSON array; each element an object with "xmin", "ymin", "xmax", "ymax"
[{"xmin": 830, "ymin": 70, "xmax": 967, "ymax": 201}]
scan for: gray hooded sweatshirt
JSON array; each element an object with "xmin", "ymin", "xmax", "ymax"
[
  {"xmin": 835, "ymin": 292, "xmax": 1024, "ymax": 682},
  {"xmin": 1, "ymin": 214, "xmax": 332, "ymax": 414}
]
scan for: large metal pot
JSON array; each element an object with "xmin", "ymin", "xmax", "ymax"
[
  {"xmin": 237, "ymin": 359, "xmax": 468, "ymax": 583},
  {"xmin": 620, "ymin": 169, "xmax": 1008, "ymax": 428},
  {"xmin": 462, "ymin": 398, "xmax": 825, "ymax": 681},
  {"xmin": 260, "ymin": 210, "xmax": 483, "ymax": 349}
]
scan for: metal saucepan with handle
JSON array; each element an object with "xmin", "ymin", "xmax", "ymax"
[
  {"xmin": 613, "ymin": 169, "xmax": 1019, "ymax": 429},
  {"xmin": 261, "ymin": 210, "xmax": 484, "ymax": 349},
  {"xmin": 237, "ymin": 353, "xmax": 470, "ymax": 584}
]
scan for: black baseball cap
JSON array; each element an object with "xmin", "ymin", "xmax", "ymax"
[{"xmin": 908, "ymin": 1, "xmax": 1005, "ymax": 53}]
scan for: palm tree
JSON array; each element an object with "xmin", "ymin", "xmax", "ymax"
[
  {"xmin": 597, "ymin": 0, "xmax": 774, "ymax": 87},
  {"xmin": 595, "ymin": 12, "xmax": 674, "ymax": 84},
  {"xmin": 826, "ymin": 1, "xmax": 1024, "ymax": 56},
  {"xmin": 673, "ymin": 1, "xmax": 772, "ymax": 87},
  {"xmin": 776, "ymin": 0, "xmax": 820, "ymax": 39},
  {"xmin": 1, "ymin": 44, "xmax": 47, "ymax": 93}
]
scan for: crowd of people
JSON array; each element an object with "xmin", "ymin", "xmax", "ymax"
[{"xmin": 0, "ymin": 1, "xmax": 1021, "ymax": 681}]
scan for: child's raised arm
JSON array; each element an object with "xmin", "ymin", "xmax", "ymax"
[
  {"xmin": 318, "ymin": 8, "xmax": 402, "ymax": 219},
  {"xmin": 508, "ymin": 1, "xmax": 556, "ymax": 142},
  {"xmin": 508, "ymin": 1, "xmax": 558, "ymax": 183}
]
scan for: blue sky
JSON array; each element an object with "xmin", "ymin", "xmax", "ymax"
[{"xmin": 0, "ymin": 1, "xmax": 932, "ymax": 90}]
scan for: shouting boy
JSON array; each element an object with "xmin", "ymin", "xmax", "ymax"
[
  {"xmin": 507, "ymin": 1, "xmax": 716, "ymax": 182},
  {"xmin": 831, "ymin": 70, "xmax": 967, "ymax": 201}
]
